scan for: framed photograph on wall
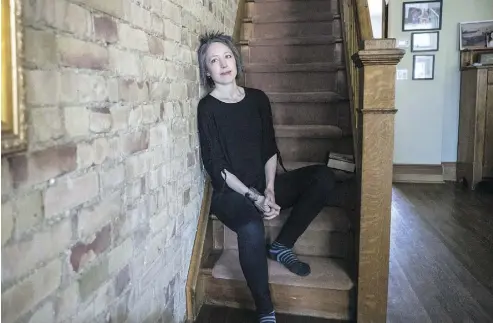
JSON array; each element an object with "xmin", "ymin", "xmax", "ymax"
[
  {"xmin": 402, "ymin": 1, "xmax": 442, "ymax": 31},
  {"xmin": 459, "ymin": 20, "xmax": 493, "ymax": 50},
  {"xmin": 412, "ymin": 55, "xmax": 435, "ymax": 80},
  {"xmin": 411, "ymin": 31, "xmax": 439, "ymax": 52}
]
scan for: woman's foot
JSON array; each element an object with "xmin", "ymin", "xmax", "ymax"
[
  {"xmin": 259, "ymin": 310, "xmax": 276, "ymax": 323},
  {"xmin": 267, "ymin": 241, "xmax": 311, "ymax": 276}
]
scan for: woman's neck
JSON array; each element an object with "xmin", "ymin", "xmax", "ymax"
[{"xmin": 211, "ymin": 82, "xmax": 244, "ymax": 103}]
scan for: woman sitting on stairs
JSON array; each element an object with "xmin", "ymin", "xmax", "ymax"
[{"xmin": 196, "ymin": 31, "xmax": 337, "ymax": 323}]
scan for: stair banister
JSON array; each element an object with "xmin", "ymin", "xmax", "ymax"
[{"xmin": 340, "ymin": 0, "xmax": 404, "ymax": 322}]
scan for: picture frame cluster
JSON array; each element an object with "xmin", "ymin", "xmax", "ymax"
[{"xmin": 402, "ymin": 0, "xmax": 442, "ymax": 80}]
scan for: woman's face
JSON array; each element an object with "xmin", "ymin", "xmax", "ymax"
[{"xmin": 205, "ymin": 42, "xmax": 237, "ymax": 86}]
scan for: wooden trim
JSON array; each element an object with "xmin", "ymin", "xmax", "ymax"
[
  {"xmin": 185, "ymin": 179, "xmax": 213, "ymax": 322},
  {"xmin": 392, "ymin": 163, "xmax": 457, "ymax": 183},
  {"xmin": 352, "ymin": 39, "xmax": 404, "ymax": 323}
]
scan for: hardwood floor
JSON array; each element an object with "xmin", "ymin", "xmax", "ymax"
[{"xmin": 194, "ymin": 183, "xmax": 493, "ymax": 323}]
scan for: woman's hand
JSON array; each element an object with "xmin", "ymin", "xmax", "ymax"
[{"xmin": 263, "ymin": 188, "xmax": 281, "ymax": 220}]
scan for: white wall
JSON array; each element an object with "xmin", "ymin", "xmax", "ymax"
[
  {"xmin": 389, "ymin": 0, "xmax": 493, "ymax": 164},
  {"xmin": 368, "ymin": 0, "xmax": 383, "ymax": 38}
]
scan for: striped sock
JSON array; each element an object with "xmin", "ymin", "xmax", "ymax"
[
  {"xmin": 259, "ymin": 310, "xmax": 276, "ymax": 323},
  {"xmin": 268, "ymin": 241, "xmax": 311, "ymax": 276}
]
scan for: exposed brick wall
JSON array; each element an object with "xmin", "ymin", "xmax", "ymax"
[{"xmin": 1, "ymin": 0, "xmax": 238, "ymax": 322}]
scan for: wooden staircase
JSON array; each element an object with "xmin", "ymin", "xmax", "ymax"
[{"xmin": 187, "ymin": 0, "xmax": 405, "ymax": 322}]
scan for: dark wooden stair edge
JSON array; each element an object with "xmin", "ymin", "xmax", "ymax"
[
  {"xmin": 238, "ymin": 36, "xmax": 343, "ymax": 46},
  {"xmin": 244, "ymin": 13, "xmax": 342, "ymax": 24},
  {"xmin": 244, "ymin": 62, "xmax": 345, "ymax": 73}
]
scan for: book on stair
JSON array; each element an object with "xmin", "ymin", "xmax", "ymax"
[{"xmin": 326, "ymin": 152, "xmax": 355, "ymax": 173}]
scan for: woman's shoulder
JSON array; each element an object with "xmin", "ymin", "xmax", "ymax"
[{"xmin": 243, "ymin": 87, "xmax": 269, "ymax": 102}]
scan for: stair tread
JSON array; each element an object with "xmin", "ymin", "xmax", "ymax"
[
  {"xmin": 212, "ymin": 206, "xmax": 350, "ymax": 232},
  {"xmin": 267, "ymin": 91, "xmax": 348, "ymax": 103},
  {"xmin": 275, "ymin": 124, "xmax": 343, "ymax": 138},
  {"xmin": 249, "ymin": 13, "xmax": 340, "ymax": 24},
  {"xmin": 242, "ymin": 36, "xmax": 342, "ymax": 46},
  {"xmin": 244, "ymin": 62, "xmax": 345, "ymax": 73},
  {"xmin": 278, "ymin": 161, "xmax": 355, "ymax": 182},
  {"xmin": 212, "ymin": 249, "xmax": 354, "ymax": 291}
]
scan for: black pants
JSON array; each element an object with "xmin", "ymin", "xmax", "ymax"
[{"xmin": 210, "ymin": 165, "xmax": 336, "ymax": 314}]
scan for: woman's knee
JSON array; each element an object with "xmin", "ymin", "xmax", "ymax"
[
  {"xmin": 311, "ymin": 165, "xmax": 336, "ymax": 192},
  {"xmin": 236, "ymin": 218, "xmax": 265, "ymax": 247}
]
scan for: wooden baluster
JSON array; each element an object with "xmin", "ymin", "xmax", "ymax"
[{"xmin": 351, "ymin": 39, "xmax": 404, "ymax": 323}]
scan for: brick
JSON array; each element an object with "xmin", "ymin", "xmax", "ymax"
[
  {"xmin": 64, "ymin": 107, "xmax": 90, "ymax": 137},
  {"xmin": 2, "ymin": 201, "xmax": 14, "ymax": 245},
  {"xmin": 56, "ymin": 283, "xmax": 79, "ymax": 322},
  {"xmin": 43, "ymin": 171, "xmax": 99, "ymax": 218},
  {"xmin": 2, "ymin": 158, "xmax": 13, "ymax": 197},
  {"xmin": 28, "ymin": 301, "xmax": 54, "ymax": 323},
  {"xmin": 183, "ymin": 188, "xmax": 190, "ymax": 206},
  {"xmin": 78, "ymin": 192, "xmax": 121, "ymax": 238},
  {"xmin": 89, "ymin": 107, "xmax": 112, "ymax": 133},
  {"xmin": 150, "ymin": 124, "xmax": 169, "ymax": 148},
  {"xmin": 118, "ymin": 23, "xmax": 149, "ymax": 51},
  {"xmin": 147, "ymin": 36, "xmax": 163, "ymax": 56},
  {"xmin": 14, "ymin": 190, "xmax": 43, "ymax": 235},
  {"xmin": 58, "ymin": 37, "xmax": 109, "ymax": 70},
  {"xmin": 60, "ymin": 72, "xmax": 108, "ymax": 104},
  {"xmin": 163, "ymin": 40, "xmax": 179, "ymax": 59},
  {"xmin": 142, "ymin": 104, "xmax": 160, "ymax": 124},
  {"xmin": 149, "ymin": 82, "xmax": 170, "ymax": 101},
  {"xmin": 73, "ymin": 0, "xmax": 124, "ymax": 19},
  {"xmin": 25, "ymin": 28, "xmax": 56, "ymax": 67},
  {"xmin": 118, "ymin": 79, "xmax": 149, "ymax": 102},
  {"xmin": 114, "ymin": 265, "xmax": 130, "ymax": 296},
  {"xmin": 110, "ymin": 104, "xmax": 130, "ymax": 131},
  {"xmin": 151, "ymin": 13, "xmax": 164, "ymax": 35},
  {"xmin": 164, "ymin": 20, "xmax": 181, "ymax": 42},
  {"xmin": 78, "ymin": 258, "xmax": 109, "ymax": 301},
  {"xmin": 30, "ymin": 107, "xmax": 63, "ymax": 143},
  {"xmin": 2, "ymin": 259, "xmax": 62, "ymax": 323},
  {"xmin": 109, "ymin": 47, "xmax": 141, "ymax": 77},
  {"xmin": 124, "ymin": 2, "xmax": 151, "ymax": 32},
  {"xmin": 2, "ymin": 218, "xmax": 71, "ymax": 282},
  {"xmin": 129, "ymin": 106, "xmax": 143, "ymax": 127},
  {"xmin": 115, "ymin": 203, "xmax": 143, "ymax": 242},
  {"xmin": 25, "ymin": 71, "xmax": 60, "ymax": 105},
  {"xmin": 121, "ymin": 130, "xmax": 150, "ymax": 155},
  {"xmin": 8, "ymin": 144, "xmax": 77, "ymax": 188},
  {"xmin": 163, "ymin": 1, "xmax": 181, "ymax": 25},
  {"xmin": 169, "ymin": 82, "xmax": 188, "ymax": 100},
  {"xmin": 63, "ymin": 2, "xmax": 92, "ymax": 37},
  {"xmin": 125, "ymin": 153, "xmax": 152, "ymax": 180},
  {"xmin": 142, "ymin": 56, "xmax": 166, "ymax": 79},
  {"xmin": 187, "ymin": 152, "xmax": 195, "ymax": 168},
  {"xmin": 71, "ymin": 224, "xmax": 111, "ymax": 272},
  {"xmin": 102, "ymin": 163, "xmax": 125, "ymax": 191},
  {"xmin": 125, "ymin": 178, "xmax": 144, "ymax": 204},
  {"xmin": 109, "ymin": 238, "xmax": 133, "ymax": 274},
  {"xmin": 94, "ymin": 15, "xmax": 118, "ymax": 43}
]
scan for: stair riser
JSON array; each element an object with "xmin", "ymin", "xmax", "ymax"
[
  {"xmin": 277, "ymin": 137, "xmax": 354, "ymax": 162},
  {"xmin": 272, "ymin": 102, "xmax": 349, "ymax": 126},
  {"xmin": 223, "ymin": 224, "xmax": 348, "ymax": 258},
  {"xmin": 250, "ymin": 0, "xmax": 339, "ymax": 19},
  {"xmin": 247, "ymin": 21, "xmax": 341, "ymax": 39},
  {"xmin": 246, "ymin": 72, "xmax": 339, "ymax": 92},
  {"xmin": 203, "ymin": 275, "xmax": 354, "ymax": 320},
  {"xmin": 245, "ymin": 43, "xmax": 343, "ymax": 65}
]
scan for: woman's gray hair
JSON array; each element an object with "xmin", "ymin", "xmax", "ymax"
[{"xmin": 197, "ymin": 31, "xmax": 244, "ymax": 91}]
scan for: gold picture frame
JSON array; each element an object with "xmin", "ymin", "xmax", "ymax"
[{"xmin": 1, "ymin": 0, "xmax": 26, "ymax": 155}]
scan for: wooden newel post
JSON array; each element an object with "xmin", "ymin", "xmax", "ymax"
[{"xmin": 352, "ymin": 39, "xmax": 404, "ymax": 323}]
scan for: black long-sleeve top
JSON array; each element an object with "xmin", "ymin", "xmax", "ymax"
[{"xmin": 197, "ymin": 87, "xmax": 279, "ymax": 193}]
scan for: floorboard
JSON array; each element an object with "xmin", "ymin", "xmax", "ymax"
[{"xmin": 195, "ymin": 183, "xmax": 493, "ymax": 323}]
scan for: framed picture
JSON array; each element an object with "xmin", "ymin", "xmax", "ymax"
[
  {"xmin": 2, "ymin": 0, "xmax": 27, "ymax": 155},
  {"xmin": 459, "ymin": 20, "xmax": 493, "ymax": 50},
  {"xmin": 412, "ymin": 55, "xmax": 435, "ymax": 80},
  {"xmin": 402, "ymin": 1, "xmax": 442, "ymax": 31},
  {"xmin": 411, "ymin": 31, "xmax": 439, "ymax": 52}
]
